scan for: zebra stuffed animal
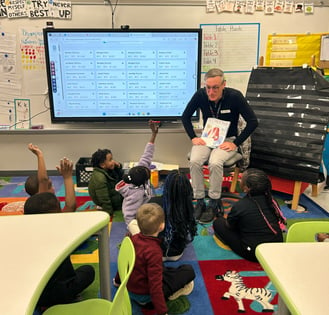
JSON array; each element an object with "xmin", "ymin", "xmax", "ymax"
[{"xmin": 215, "ymin": 270, "xmax": 274, "ymax": 313}]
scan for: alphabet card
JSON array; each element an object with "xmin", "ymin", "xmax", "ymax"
[
  {"xmin": 14, "ymin": 98, "xmax": 30, "ymax": 129},
  {"xmin": 304, "ymin": 3, "xmax": 314, "ymax": 14}
]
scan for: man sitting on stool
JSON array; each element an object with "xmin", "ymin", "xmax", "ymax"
[{"xmin": 182, "ymin": 68, "xmax": 258, "ymax": 223}]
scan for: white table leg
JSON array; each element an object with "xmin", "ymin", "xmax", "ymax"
[
  {"xmin": 276, "ymin": 295, "xmax": 291, "ymax": 315},
  {"xmin": 97, "ymin": 225, "xmax": 111, "ymax": 300}
]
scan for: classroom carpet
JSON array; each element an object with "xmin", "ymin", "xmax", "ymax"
[{"xmin": 1, "ymin": 175, "xmax": 329, "ymax": 314}]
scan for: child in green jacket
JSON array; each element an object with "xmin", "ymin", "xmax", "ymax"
[{"xmin": 88, "ymin": 148, "xmax": 123, "ymax": 215}]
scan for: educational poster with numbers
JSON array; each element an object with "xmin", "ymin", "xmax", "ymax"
[
  {"xmin": 19, "ymin": 27, "xmax": 45, "ymax": 71},
  {"xmin": 19, "ymin": 27, "xmax": 47, "ymax": 94},
  {"xmin": 200, "ymin": 23, "xmax": 260, "ymax": 73}
]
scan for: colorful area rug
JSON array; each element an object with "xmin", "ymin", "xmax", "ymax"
[{"xmin": 1, "ymin": 175, "xmax": 329, "ymax": 314}]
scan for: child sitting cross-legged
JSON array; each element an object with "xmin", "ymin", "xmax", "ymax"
[
  {"xmin": 213, "ymin": 168, "xmax": 286, "ymax": 262},
  {"xmin": 115, "ymin": 203, "xmax": 195, "ymax": 315},
  {"xmin": 24, "ymin": 192, "xmax": 95, "ymax": 310},
  {"xmin": 88, "ymin": 147, "xmax": 123, "ymax": 215}
]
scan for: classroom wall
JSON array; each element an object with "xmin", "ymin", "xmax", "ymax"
[{"xmin": 1, "ymin": 4, "xmax": 329, "ymax": 172}]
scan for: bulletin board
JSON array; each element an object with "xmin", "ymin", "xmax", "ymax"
[
  {"xmin": 247, "ymin": 66, "xmax": 329, "ymax": 184},
  {"xmin": 200, "ymin": 23, "xmax": 260, "ymax": 73},
  {"xmin": 265, "ymin": 33, "xmax": 327, "ymax": 67}
]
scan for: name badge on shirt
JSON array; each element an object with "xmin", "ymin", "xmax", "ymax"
[{"xmin": 221, "ymin": 109, "xmax": 231, "ymax": 114}]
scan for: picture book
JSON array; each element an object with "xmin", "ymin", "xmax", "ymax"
[{"xmin": 201, "ymin": 118, "xmax": 231, "ymax": 148}]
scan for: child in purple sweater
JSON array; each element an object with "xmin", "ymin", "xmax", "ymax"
[{"xmin": 115, "ymin": 120, "xmax": 159, "ymax": 234}]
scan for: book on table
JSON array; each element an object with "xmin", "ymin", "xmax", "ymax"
[{"xmin": 201, "ymin": 118, "xmax": 231, "ymax": 148}]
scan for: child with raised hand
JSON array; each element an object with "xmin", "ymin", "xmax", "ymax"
[
  {"xmin": 213, "ymin": 168, "xmax": 286, "ymax": 262},
  {"xmin": 26, "ymin": 143, "xmax": 76, "ymax": 212},
  {"xmin": 88, "ymin": 148, "xmax": 124, "ymax": 215},
  {"xmin": 115, "ymin": 120, "xmax": 159, "ymax": 234},
  {"xmin": 125, "ymin": 203, "xmax": 195, "ymax": 315},
  {"xmin": 26, "ymin": 143, "xmax": 54, "ymax": 195},
  {"xmin": 24, "ymin": 192, "xmax": 95, "ymax": 309},
  {"xmin": 56, "ymin": 157, "xmax": 76, "ymax": 212}
]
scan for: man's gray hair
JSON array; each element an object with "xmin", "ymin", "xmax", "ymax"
[{"xmin": 204, "ymin": 68, "xmax": 226, "ymax": 81}]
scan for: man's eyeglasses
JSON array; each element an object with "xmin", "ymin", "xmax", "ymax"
[
  {"xmin": 205, "ymin": 85, "xmax": 221, "ymax": 91},
  {"xmin": 205, "ymin": 81, "xmax": 225, "ymax": 91}
]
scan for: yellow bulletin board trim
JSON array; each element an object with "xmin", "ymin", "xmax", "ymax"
[{"xmin": 265, "ymin": 33, "xmax": 329, "ymax": 67}]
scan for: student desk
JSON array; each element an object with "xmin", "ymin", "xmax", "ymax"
[
  {"xmin": 256, "ymin": 242, "xmax": 329, "ymax": 315},
  {"xmin": 0, "ymin": 211, "xmax": 110, "ymax": 315}
]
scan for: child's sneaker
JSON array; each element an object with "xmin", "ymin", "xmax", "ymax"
[
  {"xmin": 113, "ymin": 278, "xmax": 120, "ymax": 288},
  {"xmin": 168, "ymin": 280, "xmax": 194, "ymax": 300},
  {"xmin": 162, "ymin": 253, "xmax": 183, "ymax": 262}
]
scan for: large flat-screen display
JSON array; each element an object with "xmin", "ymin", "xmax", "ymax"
[{"xmin": 43, "ymin": 28, "xmax": 202, "ymax": 123}]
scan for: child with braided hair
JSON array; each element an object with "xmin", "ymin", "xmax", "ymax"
[
  {"xmin": 159, "ymin": 170, "xmax": 197, "ymax": 261},
  {"xmin": 118, "ymin": 168, "xmax": 197, "ymax": 261},
  {"xmin": 113, "ymin": 171, "xmax": 197, "ymax": 292},
  {"xmin": 213, "ymin": 168, "xmax": 286, "ymax": 262},
  {"xmin": 126, "ymin": 169, "xmax": 197, "ymax": 261}
]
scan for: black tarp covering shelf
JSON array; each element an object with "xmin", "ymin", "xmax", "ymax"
[{"xmin": 246, "ymin": 67, "xmax": 329, "ymax": 185}]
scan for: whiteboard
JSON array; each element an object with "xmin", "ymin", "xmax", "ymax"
[{"xmin": 200, "ymin": 23, "xmax": 260, "ymax": 73}]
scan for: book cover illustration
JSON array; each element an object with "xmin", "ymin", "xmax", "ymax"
[{"xmin": 201, "ymin": 118, "xmax": 231, "ymax": 148}]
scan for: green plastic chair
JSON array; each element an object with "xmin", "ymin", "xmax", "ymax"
[
  {"xmin": 43, "ymin": 236, "xmax": 136, "ymax": 315},
  {"xmin": 286, "ymin": 220, "xmax": 329, "ymax": 242}
]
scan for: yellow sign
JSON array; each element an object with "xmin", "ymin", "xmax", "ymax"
[{"xmin": 266, "ymin": 33, "xmax": 325, "ymax": 67}]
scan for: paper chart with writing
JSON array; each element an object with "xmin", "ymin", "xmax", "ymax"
[
  {"xmin": 200, "ymin": 23, "xmax": 260, "ymax": 73},
  {"xmin": 0, "ymin": 98, "xmax": 14, "ymax": 129},
  {"xmin": 0, "ymin": 31, "xmax": 16, "ymax": 74}
]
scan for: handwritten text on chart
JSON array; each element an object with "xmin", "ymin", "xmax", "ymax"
[{"xmin": 201, "ymin": 23, "xmax": 260, "ymax": 72}]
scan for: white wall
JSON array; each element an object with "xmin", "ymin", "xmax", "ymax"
[{"xmin": 1, "ymin": 4, "xmax": 329, "ymax": 172}]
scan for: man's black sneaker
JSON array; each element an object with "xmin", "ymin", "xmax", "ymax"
[
  {"xmin": 217, "ymin": 199, "xmax": 224, "ymax": 216},
  {"xmin": 194, "ymin": 199, "xmax": 206, "ymax": 221},
  {"xmin": 199, "ymin": 198, "xmax": 222, "ymax": 223}
]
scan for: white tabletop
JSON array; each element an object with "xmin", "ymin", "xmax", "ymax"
[
  {"xmin": 0, "ymin": 211, "xmax": 110, "ymax": 315},
  {"xmin": 256, "ymin": 242, "xmax": 329, "ymax": 315}
]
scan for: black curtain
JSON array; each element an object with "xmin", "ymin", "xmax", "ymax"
[{"xmin": 246, "ymin": 67, "xmax": 329, "ymax": 184}]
